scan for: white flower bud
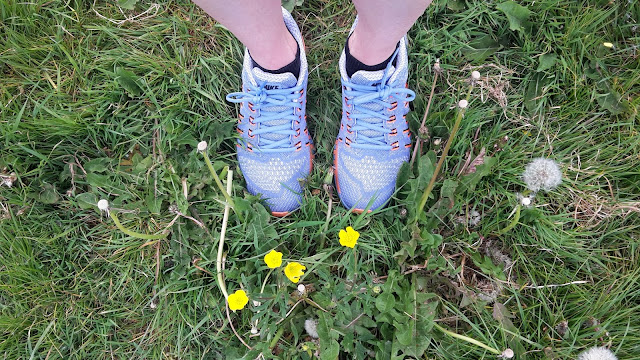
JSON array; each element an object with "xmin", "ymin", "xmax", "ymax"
[
  {"xmin": 433, "ymin": 138, "xmax": 442, "ymax": 146},
  {"xmin": 197, "ymin": 141, "xmax": 208, "ymax": 152},
  {"xmin": 297, "ymin": 284, "xmax": 306, "ymax": 294},
  {"xmin": 97, "ymin": 199, "xmax": 110, "ymax": 211},
  {"xmin": 521, "ymin": 197, "xmax": 531, "ymax": 206},
  {"xmin": 252, "ymin": 300, "xmax": 262, "ymax": 307},
  {"xmin": 250, "ymin": 327, "xmax": 259, "ymax": 335},
  {"xmin": 471, "ymin": 71, "xmax": 481, "ymax": 80},
  {"xmin": 458, "ymin": 100, "xmax": 468, "ymax": 109}
]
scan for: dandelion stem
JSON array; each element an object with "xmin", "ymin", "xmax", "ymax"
[
  {"xmin": 412, "ymin": 86, "xmax": 473, "ymax": 224},
  {"xmin": 216, "ymin": 170, "xmax": 233, "ymax": 300},
  {"xmin": 496, "ymin": 205, "xmax": 521, "ymax": 236},
  {"xmin": 353, "ymin": 247, "xmax": 358, "ymax": 282},
  {"xmin": 410, "ymin": 63, "xmax": 439, "ymax": 167},
  {"xmin": 202, "ymin": 151, "xmax": 235, "ymax": 210},
  {"xmin": 109, "ymin": 212, "xmax": 166, "ymax": 240},
  {"xmin": 432, "ymin": 322, "xmax": 501, "ymax": 355}
]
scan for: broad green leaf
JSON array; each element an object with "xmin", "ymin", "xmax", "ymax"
[
  {"xmin": 524, "ymin": 72, "xmax": 550, "ymax": 112},
  {"xmin": 320, "ymin": 340, "xmax": 339, "ymax": 360},
  {"xmin": 118, "ymin": 0, "xmax": 138, "ymax": 10},
  {"xmin": 462, "ymin": 35, "xmax": 500, "ymax": 62},
  {"xmin": 84, "ymin": 158, "xmax": 110, "ymax": 173},
  {"xmin": 38, "ymin": 183, "xmax": 59, "ymax": 204},
  {"xmin": 115, "ymin": 68, "xmax": 142, "ymax": 96},
  {"xmin": 375, "ymin": 293, "xmax": 396, "ymax": 313},
  {"xmin": 458, "ymin": 157, "xmax": 496, "ymax": 193},
  {"xmin": 537, "ymin": 53, "xmax": 557, "ymax": 72},
  {"xmin": 497, "ymin": 1, "xmax": 532, "ymax": 32},
  {"xmin": 447, "ymin": 0, "xmax": 465, "ymax": 11},
  {"xmin": 597, "ymin": 89, "xmax": 627, "ymax": 115},
  {"xmin": 76, "ymin": 192, "xmax": 98, "ymax": 210}
]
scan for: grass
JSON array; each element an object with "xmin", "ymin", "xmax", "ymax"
[{"xmin": 1, "ymin": 0, "xmax": 639, "ymax": 358}]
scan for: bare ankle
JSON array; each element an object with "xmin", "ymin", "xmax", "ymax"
[
  {"xmin": 249, "ymin": 31, "xmax": 298, "ymax": 70},
  {"xmin": 348, "ymin": 26, "xmax": 397, "ymax": 66}
]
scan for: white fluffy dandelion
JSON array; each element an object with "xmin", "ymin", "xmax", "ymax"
[
  {"xmin": 522, "ymin": 157, "xmax": 562, "ymax": 192},
  {"xmin": 471, "ymin": 71, "xmax": 481, "ymax": 80},
  {"xmin": 97, "ymin": 199, "xmax": 110, "ymax": 211},
  {"xmin": 577, "ymin": 346, "xmax": 617, "ymax": 360},
  {"xmin": 304, "ymin": 319, "xmax": 319, "ymax": 339},
  {"xmin": 521, "ymin": 197, "xmax": 531, "ymax": 206},
  {"xmin": 458, "ymin": 99, "xmax": 468, "ymax": 109},
  {"xmin": 197, "ymin": 141, "xmax": 208, "ymax": 152}
]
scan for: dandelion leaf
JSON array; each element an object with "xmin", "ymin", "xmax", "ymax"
[
  {"xmin": 115, "ymin": 68, "xmax": 142, "ymax": 96},
  {"xmin": 458, "ymin": 156, "xmax": 496, "ymax": 193},
  {"xmin": 117, "ymin": 0, "xmax": 138, "ymax": 10},
  {"xmin": 76, "ymin": 192, "xmax": 98, "ymax": 210},
  {"xmin": 497, "ymin": 1, "xmax": 532, "ymax": 33},
  {"xmin": 447, "ymin": 0, "xmax": 465, "ymax": 11},
  {"xmin": 462, "ymin": 35, "xmax": 500, "ymax": 62},
  {"xmin": 537, "ymin": 53, "xmax": 558, "ymax": 72},
  {"xmin": 524, "ymin": 72, "xmax": 551, "ymax": 112}
]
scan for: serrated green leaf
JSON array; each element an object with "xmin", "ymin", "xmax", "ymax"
[
  {"xmin": 462, "ymin": 35, "xmax": 500, "ymax": 62},
  {"xmin": 497, "ymin": 1, "xmax": 532, "ymax": 32},
  {"xmin": 84, "ymin": 158, "xmax": 111, "ymax": 173}
]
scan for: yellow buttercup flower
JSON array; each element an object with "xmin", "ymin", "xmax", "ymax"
[
  {"xmin": 339, "ymin": 226, "xmax": 359, "ymax": 248},
  {"xmin": 264, "ymin": 249, "xmax": 283, "ymax": 269},
  {"xmin": 228, "ymin": 289, "xmax": 249, "ymax": 311},
  {"xmin": 284, "ymin": 262, "xmax": 306, "ymax": 284}
]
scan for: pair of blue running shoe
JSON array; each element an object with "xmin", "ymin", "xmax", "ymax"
[{"xmin": 226, "ymin": 8, "xmax": 415, "ymax": 216}]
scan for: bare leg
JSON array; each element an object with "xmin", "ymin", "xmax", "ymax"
[
  {"xmin": 192, "ymin": 0, "xmax": 297, "ymax": 70},
  {"xmin": 350, "ymin": 0, "xmax": 432, "ymax": 65}
]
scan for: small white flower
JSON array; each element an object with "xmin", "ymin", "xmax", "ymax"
[
  {"xmin": 603, "ymin": 42, "xmax": 614, "ymax": 48},
  {"xmin": 252, "ymin": 300, "xmax": 262, "ymax": 307},
  {"xmin": 522, "ymin": 157, "xmax": 562, "ymax": 192},
  {"xmin": 433, "ymin": 138, "xmax": 442, "ymax": 146},
  {"xmin": 471, "ymin": 71, "xmax": 481, "ymax": 80},
  {"xmin": 578, "ymin": 346, "xmax": 617, "ymax": 360},
  {"xmin": 197, "ymin": 141, "xmax": 208, "ymax": 152},
  {"xmin": 521, "ymin": 197, "xmax": 531, "ymax": 206},
  {"xmin": 458, "ymin": 99, "xmax": 468, "ymax": 109},
  {"xmin": 297, "ymin": 284, "xmax": 306, "ymax": 295},
  {"xmin": 97, "ymin": 199, "xmax": 110, "ymax": 211},
  {"xmin": 304, "ymin": 319, "xmax": 319, "ymax": 339},
  {"xmin": 250, "ymin": 327, "xmax": 259, "ymax": 335}
]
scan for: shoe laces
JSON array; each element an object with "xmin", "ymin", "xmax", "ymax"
[
  {"xmin": 343, "ymin": 62, "xmax": 416, "ymax": 151},
  {"xmin": 227, "ymin": 83, "xmax": 304, "ymax": 153}
]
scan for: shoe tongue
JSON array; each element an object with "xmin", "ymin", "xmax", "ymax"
[
  {"xmin": 349, "ymin": 66, "xmax": 395, "ymax": 86},
  {"xmin": 349, "ymin": 67, "xmax": 396, "ymax": 140},
  {"xmin": 252, "ymin": 67, "xmax": 297, "ymax": 89},
  {"xmin": 251, "ymin": 67, "xmax": 297, "ymax": 146}
]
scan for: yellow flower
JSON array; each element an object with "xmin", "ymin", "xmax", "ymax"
[
  {"xmin": 339, "ymin": 226, "xmax": 359, "ymax": 248},
  {"xmin": 284, "ymin": 262, "xmax": 306, "ymax": 284},
  {"xmin": 228, "ymin": 289, "xmax": 249, "ymax": 311},
  {"xmin": 264, "ymin": 249, "xmax": 283, "ymax": 269}
]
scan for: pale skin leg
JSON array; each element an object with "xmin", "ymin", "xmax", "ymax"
[
  {"xmin": 192, "ymin": 0, "xmax": 298, "ymax": 70},
  {"xmin": 349, "ymin": 0, "xmax": 433, "ymax": 65},
  {"xmin": 192, "ymin": 0, "xmax": 432, "ymax": 68}
]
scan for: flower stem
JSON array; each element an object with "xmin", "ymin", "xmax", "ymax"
[
  {"xmin": 352, "ymin": 247, "xmax": 358, "ymax": 281},
  {"xmin": 496, "ymin": 205, "xmax": 521, "ymax": 236},
  {"xmin": 412, "ymin": 86, "xmax": 473, "ymax": 225},
  {"xmin": 202, "ymin": 151, "xmax": 235, "ymax": 210},
  {"xmin": 109, "ymin": 212, "xmax": 166, "ymax": 240},
  {"xmin": 432, "ymin": 322, "xmax": 501, "ymax": 355},
  {"xmin": 216, "ymin": 170, "xmax": 233, "ymax": 300},
  {"xmin": 260, "ymin": 268, "xmax": 275, "ymax": 294}
]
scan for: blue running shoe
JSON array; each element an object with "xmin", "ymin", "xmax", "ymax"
[
  {"xmin": 226, "ymin": 8, "xmax": 312, "ymax": 216},
  {"xmin": 334, "ymin": 19, "xmax": 416, "ymax": 212}
]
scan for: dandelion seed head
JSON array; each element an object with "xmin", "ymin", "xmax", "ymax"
[
  {"xmin": 197, "ymin": 141, "xmax": 208, "ymax": 152},
  {"xmin": 297, "ymin": 284, "xmax": 306, "ymax": 294},
  {"xmin": 578, "ymin": 347, "xmax": 617, "ymax": 360},
  {"xmin": 471, "ymin": 71, "xmax": 481, "ymax": 80},
  {"xmin": 521, "ymin": 197, "xmax": 531, "ymax": 206},
  {"xmin": 458, "ymin": 99, "xmax": 468, "ymax": 109},
  {"xmin": 501, "ymin": 349, "xmax": 514, "ymax": 359},
  {"xmin": 304, "ymin": 319, "xmax": 319, "ymax": 339},
  {"xmin": 97, "ymin": 199, "xmax": 110, "ymax": 211},
  {"xmin": 522, "ymin": 157, "xmax": 562, "ymax": 192}
]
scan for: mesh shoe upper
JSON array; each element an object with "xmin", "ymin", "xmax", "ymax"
[
  {"xmin": 334, "ymin": 18, "xmax": 416, "ymax": 211},
  {"xmin": 226, "ymin": 7, "xmax": 312, "ymax": 214}
]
